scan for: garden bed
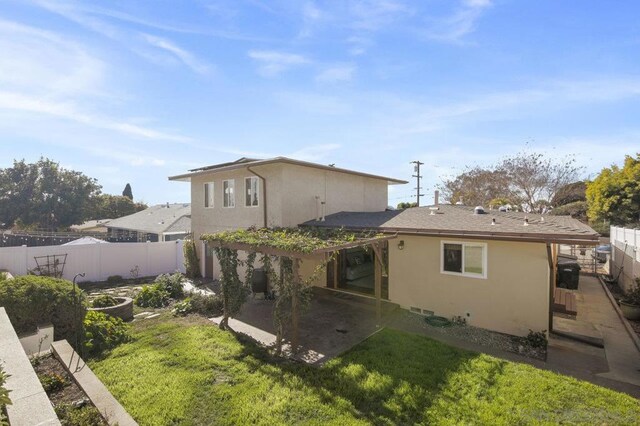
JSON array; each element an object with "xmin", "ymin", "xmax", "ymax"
[
  {"xmin": 32, "ymin": 354, "xmax": 107, "ymax": 425},
  {"xmin": 394, "ymin": 310, "xmax": 547, "ymax": 360}
]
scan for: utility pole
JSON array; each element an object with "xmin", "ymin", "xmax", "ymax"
[{"xmin": 410, "ymin": 160, "xmax": 425, "ymax": 206}]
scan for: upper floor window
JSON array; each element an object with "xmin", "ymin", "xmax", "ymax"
[
  {"xmin": 441, "ymin": 241, "xmax": 487, "ymax": 279},
  {"xmin": 204, "ymin": 182, "xmax": 214, "ymax": 208},
  {"xmin": 245, "ymin": 177, "xmax": 259, "ymax": 207},
  {"xmin": 223, "ymin": 179, "xmax": 235, "ymax": 208}
]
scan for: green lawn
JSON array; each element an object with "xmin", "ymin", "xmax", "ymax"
[{"xmin": 90, "ymin": 315, "xmax": 640, "ymax": 425}]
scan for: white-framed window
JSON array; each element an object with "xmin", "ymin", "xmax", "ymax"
[
  {"xmin": 204, "ymin": 182, "xmax": 214, "ymax": 208},
  {"xmin": 223, "ymin": 179, "xmax": 235, "ymax": 208},
  {"xmin": 245, "ymin": 176, "xmax": 259, "ymax": 207},
  {"xmin": 441, "ymin": 241, "xmax": 487, "ymax": 279}
]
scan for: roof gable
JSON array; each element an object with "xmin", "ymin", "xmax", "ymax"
[{"xmin": 169, "ymin": 156, "xmax": 407, "ymax": 185}]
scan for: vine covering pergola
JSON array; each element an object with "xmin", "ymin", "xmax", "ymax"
[{"xmin": 201, "ymin": 227, "xmax": 396, "ymax": 354}]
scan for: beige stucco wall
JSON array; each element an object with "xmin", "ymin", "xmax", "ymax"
[
  {"xmin": 280, "ymin": 164, "xmax": 388, "ymax": 227},
  {"xmin": 388, "ymin": 235, "xmax": 550, "ymax": 336},
  {"xmin": 187, "ymin": 162, "xmax": 392, "ymax": 278}
]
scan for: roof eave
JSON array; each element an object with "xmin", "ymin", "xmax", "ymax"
[
  {"xmin": 168, "ymin": 157, "xmax": 408, "ymax": 184},
  {"xmin": 300, "ymin": 223, "xmax": 600, "ymax": 245}
]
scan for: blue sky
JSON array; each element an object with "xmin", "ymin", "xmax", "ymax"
[{"xmin": 1, "ymin": 0, "xmax": 639, "ymax": 206}]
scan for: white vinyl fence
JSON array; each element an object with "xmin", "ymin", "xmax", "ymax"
[
  {"xmin": 0, "ymin": 240, "xmax": 185, "ymax": 282},
  {"xmin": 610, "ymin": 226, "xmax": 640, "ymax": 293}
]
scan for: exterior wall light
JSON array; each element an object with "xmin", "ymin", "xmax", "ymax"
[{"xmin": 398, "ymin": 240, "xmax": 405, "ymax": 250}]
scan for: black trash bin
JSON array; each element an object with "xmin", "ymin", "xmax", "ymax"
[{"xmin": 557, "ymin": 257, "xmax": 581, "ymax": 289}]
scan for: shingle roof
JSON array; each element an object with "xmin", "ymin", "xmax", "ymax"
[
  {"xmin": 106, "ymin": 204, "xmax": 191, "ymax": 235},
  {"xmin": 301, "ymin": 204, "xmax": 599, "ymax": 243},
  {"xmin": 169, "ymin": 156, "xmax": 407, "ymax": 185}
]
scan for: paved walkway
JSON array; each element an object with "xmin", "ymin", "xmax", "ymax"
[{"xmin": 558, "ymin": 275, "xmax": 640, "ymax": 386}]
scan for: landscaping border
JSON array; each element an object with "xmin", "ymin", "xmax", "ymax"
[
  {"xmin": 0, "ymin": 307, "xmax": 60, "ymax": 426},
  {"xmin": 597, "ymin": 275, "xmax": 640, "ymax": 353},
  {"xmin": 51, "ymin": 340, "xmax": 137, "ymax": 426}
]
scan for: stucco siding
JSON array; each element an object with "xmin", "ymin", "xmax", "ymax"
[
  {"xmin": 388, "ymin": 235, "xmax": 549, "ymax": 336},
  {"xmin": 280, "ymin": 164, "xmax": 389, "ymax": 227}
]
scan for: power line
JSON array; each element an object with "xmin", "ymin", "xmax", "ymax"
[{"xmin": 410, "ymin": 160, "xmax": 425, "ymax": 207}]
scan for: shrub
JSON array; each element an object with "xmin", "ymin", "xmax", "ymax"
[
  {"xmin": 83, "ymin": 311, "xmax": 131, "ymax": 356},
  {"xmin": 39, "ymin": 372, "xmax": 67, "ymax": 394},
  {"xmin": 154, "ymin": 272, "xmax": 185, "ymax": 299},
  {"xmin": 134, "ymin": 284, "xmax": 169, "ymax": 308},
  {"xmin": 184, "ymin": 238, "xmax": 201, "ymax": 279},
  {"xmin": 172, "ymin": 299, "xmax": 193, "ymax": 316},
  {"xmin": 188, "ymin": 292, "xmax": 223, "ymax": 317},
  {"xmin": 621, "ymin": 279, "xmax": 640, "ymax": 306},
  {"xmin": 0, "ymin": 276, "xmax": 86, "ymax": 342},
  {"xmin": 55, "ymin": 403, "xmax": 105, "ymax": 426},
  {"xmin": 91, "ymin": 294, "xmax": 119, "ymax": 308},
  {"xmin": 525, "ymin": 330, "xmax": 548, "ymax": 349},
  {"xmin": 0, "ymin": 366, "xmax": 11, "ymax": 426},
  {"xmin": 106, "ymin": 275, "xmax": 123, "ymax": 284}
]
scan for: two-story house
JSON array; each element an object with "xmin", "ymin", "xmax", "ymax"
[
  {"xmin": 169, "ymin": 157, "xmax": 407, "ymax": 278},
  {"xmin": 170, "ymin": 156, "xmax": 599, "ymax": 337}
]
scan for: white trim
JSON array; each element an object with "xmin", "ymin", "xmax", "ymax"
[
  {"xmin": 440, "ymin": 240, "xmax": 488, "ymax": 279},
  {"xmin": 222, "ymin": 179, "xmax": 235, "ymax": 208},
  {"xmin": 204, "ymin": 182, "xmax": 214, "ymax": 208},
  {"xmin": 244, "ymin": 176, "xmax": 260, "ymax": 208}
]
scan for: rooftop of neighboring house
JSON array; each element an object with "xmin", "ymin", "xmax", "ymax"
[
  {"xmin": 168, "ymin": 156, "xmax": 408, "ymax": 185},
  {"xmin": 302, "ymin": 204, "xmax": 599, "ymax": 244},
  {"xmin": 106, "ymin": 203, "xmax": 191, "ymax": 235},
  {"xmin": 69, "ymin": 219, "xmax": 112, "ymax": 232}
]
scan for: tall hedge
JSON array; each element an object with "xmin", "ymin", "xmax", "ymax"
[{"xmin": 0, "ymin": 276, "xmax": 86, "ymax": 342}]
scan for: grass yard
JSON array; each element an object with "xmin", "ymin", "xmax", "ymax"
[{"xmin": 90, "ymin": 314, "xmax": 640, "ymax": 425}]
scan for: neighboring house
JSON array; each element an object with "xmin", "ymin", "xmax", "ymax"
[
  {"xmin": 302, "ymin": 204, "xmax": 599, "ymax": 336},
  {"xmin": 169, "ymin": 157, "xmax": 598, "ymax": 337},
  {"xmin": 69, "ymin": 219, "xmax": 111, "ymax": 233},
  {"xmin": 105, "ymin": 203, "xmax": 191, "ymax": 242}
]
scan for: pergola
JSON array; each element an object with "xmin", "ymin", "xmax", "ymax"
[{"xmin": 202, "ymin": 228, "xmax": 397, "ymax": 352}]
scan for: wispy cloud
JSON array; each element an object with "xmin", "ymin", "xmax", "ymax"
[
  {"xmin": 248, "ymin": 50, "xmax": 310, "ymax": 77},
  {"xmin": 0, "ymin": 91, "xmax": 192, "ymax": 143},
  {"xmin": 141, "ymin": 34, "xmax": 211, "ymax": 75},
  {"xmin": 421, "ymin": 0, "xmax": 493, "ymax": 43},
  {"xmin": 316, "ymin": 64, "xmax": 356, "ymax": 83},
  {"xmin": 349, "ymin": 0, "xmax": 413, "ymax": 31}
]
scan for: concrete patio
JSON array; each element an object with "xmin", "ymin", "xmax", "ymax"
[{"xmin": 212, "ymin": 287, "xmax": 398, "ymax": 364}]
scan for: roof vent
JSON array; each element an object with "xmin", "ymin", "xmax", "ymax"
[
  {"xmin": 491, "ymin": 218, "xmax": 496, "ymax": 225},
  {"xmin": 524, "ymin": 217, "xmax": 529, "ymax": 226},
  {"xmin": 456, "ymin": 196, "xmax": 464, "ymax": 205},
  {"xmin": 474, "ymin": 206, "xmax": 486, "ymax": 215},
  {"xmin": 540, "ymin": 216, "xmax": 545, "ymax": 223},
  {"xmin": 429, "ymin": 206, "xmax": 439, "ymax": 215}
]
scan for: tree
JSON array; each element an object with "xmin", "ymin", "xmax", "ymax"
[
  {"xmin": 440, "ymin": 151, "xmax": 583, "ymax": 212},
  {"xmin": 396, "ymin": 202, "xmax": 418, "ymax": 209},
  {"xmin": 499, "ymin": 151, "xmax": 581, "ymax": 211},
  {"xmin": 88, "ymin": 194, "xmax": 147, "ymax": 220},
  {"xmin": 0, "ymin": 158, "xmax": 101, "ymax": 229},
  {"xmin": 440, "ymin": 166, "xmax": 513, "ymax": 207},
  {"xmin": 122, "ymin": 183, "xmax": 133, "ymax": 200},
  {"xmin": 586, "ymin": 154, "xmax": 640, "ymax": 226},
  {"xmin": 551, "ymin": 181, "xmax": 586, "ymax": 206}
]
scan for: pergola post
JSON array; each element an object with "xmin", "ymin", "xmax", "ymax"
[
  {"xmin": 291, "ymin": 257, "xmax": 301, "ymax": 353},
  {"xmin": 371, "ymin": 242, "xmax": 386, "ymax": 327}
]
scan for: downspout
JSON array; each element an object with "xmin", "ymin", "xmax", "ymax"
[
  {"xmin": 247, "ymin": 166, "xmax": 267, "ymax": 228},
  {"xmin": 546, "ymin": 242, "xmax": 554, "ymax": 333}
]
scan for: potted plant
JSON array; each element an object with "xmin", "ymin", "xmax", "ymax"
[{"xmin": 619, "ymin": 278, "xmax": 640, "ymax": 321}]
